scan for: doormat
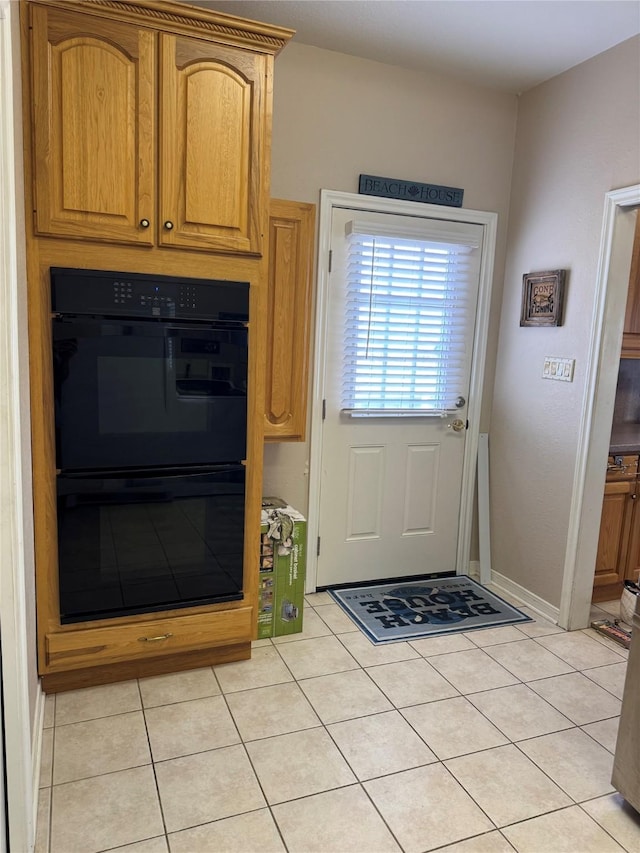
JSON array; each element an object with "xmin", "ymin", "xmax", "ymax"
[{"xmin": 329, "ymin": 575, "xmax": 532, "ymax": 644}]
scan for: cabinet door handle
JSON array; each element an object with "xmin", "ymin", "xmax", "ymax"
[
  {"xmin": 139, "ymin": 218, "xmax": 150, "ymax": 228},
  {"xmin": 164, "ymin": 221, "xmax": 174, "ymax": 231},
  {"xmin": 138, "ymin": 633, "xmax": 173, "ymax": 643},
  {"xmin": 632, "ymin": 494, "xmax": 637, "ymax": 500}
]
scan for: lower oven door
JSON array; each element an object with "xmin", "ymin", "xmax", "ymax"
[
  {"xmin": 53, "ymin": 317, "xmax": 248, "ymax": 471},
  {"xmin": 56, "ymin": 465, "xmax": 245, "ymax": 623}
]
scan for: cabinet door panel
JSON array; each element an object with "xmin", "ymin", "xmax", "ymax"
[
  {"xmin": 264, "ymin": 199, "xmax": 316, "ymax": 441},
  {"xmin": 625, "ymin": 484, "xmax": 640, "ymax": 584},
  {"xmin": 593, "ymin": 480, "xmax": 634, "ymax": 596},
  {"xmin": 160, "ymin": 35, "xmax": 268, "ymax": 254},
  {"xmin": 30, "ymin": 6, "xmax": 155, "ymax": 244}
]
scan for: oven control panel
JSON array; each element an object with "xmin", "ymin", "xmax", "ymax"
[{"xmin": 51, "ymin": 268, "xmax": 249, "ymax": 323}]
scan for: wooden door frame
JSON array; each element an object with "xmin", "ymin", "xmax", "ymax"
[
  {"xmin": 560, "ymin": 184, "xmax": 640, "ymax": 629},
  {"xmin": 306, "ymin": 189, "xmax": 497, "ymax": 592}
]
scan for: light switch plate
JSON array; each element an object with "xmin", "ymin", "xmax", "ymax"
[{"xmin": 543, "ymin": 356, "xmax": 575, "ymax": 381}]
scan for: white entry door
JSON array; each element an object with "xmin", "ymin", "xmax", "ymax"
[{"xmin": 316, "ymin": 206, "xmax": 485, "ymax": 588}]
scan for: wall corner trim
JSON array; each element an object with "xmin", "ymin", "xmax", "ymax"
[{"xmin": 0, "ymin": 3, "xmax": 36, "ymax": 850}]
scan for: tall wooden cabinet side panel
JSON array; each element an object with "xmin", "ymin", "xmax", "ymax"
[
  {"xmin": 621, "ymin": 212, "xmax": 640, "ymax": 355},
  {"xmin": 160, "ymin": 35, "xmax": 270, "ymax": 255},
  {"xmin": 29, "ymin": 4, "xmax": 156, "ymax": 244},
  {"xmin": 28, "ymin": 261, "xmax": 61, "ymax": 660},
  {"xmin": 264, "ymin": 199, "xmax": 316, "ymax": 441}
]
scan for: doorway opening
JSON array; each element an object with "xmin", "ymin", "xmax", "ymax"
[{"xmin": 561, "ymin": 184, "xmax": 640, "ymax": 629}]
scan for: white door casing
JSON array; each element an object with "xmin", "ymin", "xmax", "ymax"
[
  {"xmin": 316, "ymin": 208, "xmax": 483, "ymax": 587},
  {"xmin": 0, "ymin": 2, "xmax": 37, "ymax": 850},
  {"xmin": 561, "ymin": 186, "xmax": 640, "ymax": 629},
  {"xmin": 306, "ymin": 190, "xmax": 497, "ymax": 592}
]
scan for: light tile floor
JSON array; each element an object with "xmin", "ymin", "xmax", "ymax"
[{"xmin": 35, "ymin": 595, "xmax": 640, "ymax": 853}]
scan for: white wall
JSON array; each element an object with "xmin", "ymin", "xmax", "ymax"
[
  {"xmin": 490, "ymin": 36, "xmax": 640, "ymax": 609},
  {"xmin": 266, "ymin": 42, "xmax": 518, "ymax": 514}
]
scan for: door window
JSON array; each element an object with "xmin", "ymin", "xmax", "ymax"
[{"xmin": 342, "ymin": 218, "xmax": 483, "ymax": 415}]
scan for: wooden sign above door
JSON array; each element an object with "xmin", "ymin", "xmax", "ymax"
[{"xmin": 359, "ymin": 174, "xmax": 464, "ymax": 207}]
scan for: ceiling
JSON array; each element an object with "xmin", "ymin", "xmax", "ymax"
[{"xmin": 192, "ymin": 0, "xmax": 640, "ymax": 93}]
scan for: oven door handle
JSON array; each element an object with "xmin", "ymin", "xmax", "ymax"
[
  {"xmin": 57, "ymin": 463, "xmax": 246, "ymax": 480},
  {"xmin": 164, "ymin": 333, "xmax": 174, "ymax": 412}
]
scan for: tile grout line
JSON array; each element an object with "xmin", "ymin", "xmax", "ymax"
[
  {"xmin": 262, "ymin": 613, "xmax": 624, "ymax": 848},
  {"xmin": 214, "ymin": 658, "xmax": 292, "ymax": 853},
  {"xmin": 43, "ymin": 597, "xmax": 630, "ymax": 853},
  {"xmin": 274, "ymin": 634, "xmax": 410, "ymax": 851},
  {"xmin": 268, "ymin": 631, "xmax": 406, "ymax": 849},
  {"xmin": 135, "ymin": 676, "xmax": 170, "ymax": 853},
  {"xmin": 268, "ymin": 626, "xmax": 423, "ymax": 850},
  {"xmin": 575, "ymin": 799, "xmax": 635, "ymax": 853},
  {"xmin": 314, "ymin": 604, "xmax": 628, "ymax": 847},
  {"xmin": 270, "ymin": 625, "xmax": 506, "ymax": 849}
]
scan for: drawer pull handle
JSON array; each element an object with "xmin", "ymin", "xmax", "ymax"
[{"xmin": 138, "ymin": 633, "xmax": 173, "ymax": 643}]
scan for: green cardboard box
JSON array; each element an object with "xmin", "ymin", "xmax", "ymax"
[{"xmin": 258, "ymin": 500, "xmax": 306, "ymax": 638}]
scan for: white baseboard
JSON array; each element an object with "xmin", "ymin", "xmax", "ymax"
[
  {"xmin": 467, "ymin": 560, "xmax": 560, "ymax": 623},
  {"xmin": 467, "ymin": 560, "xmax": 480, "ymax": 580},
  {"xmin": 489, "ymin": 570, "xmax": 560, "ymax": 624}
]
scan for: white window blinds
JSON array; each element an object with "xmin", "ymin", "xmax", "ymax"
[{"xmin": 342, "ymin": 218, "xmax": 482, "ymax": 416}]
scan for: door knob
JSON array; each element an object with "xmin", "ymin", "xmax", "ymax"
[{"xmin": 448, "ymin": 419, "xmax": 465, "ymax": 432}]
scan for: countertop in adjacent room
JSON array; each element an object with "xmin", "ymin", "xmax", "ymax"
[{"xmin": 610, "ymin": 422, "xmax": 640, "ymax": 455}]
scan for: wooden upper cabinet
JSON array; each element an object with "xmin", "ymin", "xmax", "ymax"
[
  {"xmin": 159, "ymin": 35, "xmax": 267, "ymax": 254},
  {"xmin": 264, "ymin": 199, "xmax": 316, "ymax": 441},
  {"xmin": 621, "ymin": 213, "xmax": 640, "ymax": 356},
  {"xmin": 26, "ymin": 0, "xmax": 293, "ymax": 254},
  {"xmin": 30, "ymin": 5, "xmax": 156, "ymax": 244}
]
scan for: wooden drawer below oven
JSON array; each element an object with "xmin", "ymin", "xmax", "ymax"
[{"xmin": 44, "ymin": 607, "xmax": 252, "ymax": 672}]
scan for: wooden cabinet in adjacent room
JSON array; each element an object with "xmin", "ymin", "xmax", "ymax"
[
  {"xmin": 27, "ymin": 0, "xmax": 290, "ymax": 255},
  {"xmin": 624, "ymin": 504, "xmax": 640, "ymax": 585},
  {"xmin": 264, "ymin": 198, "xmax": 316, "ymax": 441},
  {"xmin": 593, "ymin": 454, "xmax": 640, "ymax": 602}
]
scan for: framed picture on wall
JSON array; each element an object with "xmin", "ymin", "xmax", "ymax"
[{"xmin": 520, "ymin": 269, "xmax": 567, "ymax": 326}]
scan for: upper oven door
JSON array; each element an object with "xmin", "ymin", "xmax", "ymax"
[{"xmin": 53, "ymin": 317, "xmax": 248, "ymax": 471}]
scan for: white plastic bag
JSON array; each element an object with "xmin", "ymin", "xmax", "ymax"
[{"xmin": 620, "ymin": 581, "xmax": 639, "ymax": 626}]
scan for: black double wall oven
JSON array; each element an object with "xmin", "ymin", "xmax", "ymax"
[{"xmin": 52, "ymin": 268, "xmax": 250, "ymax": 624}]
